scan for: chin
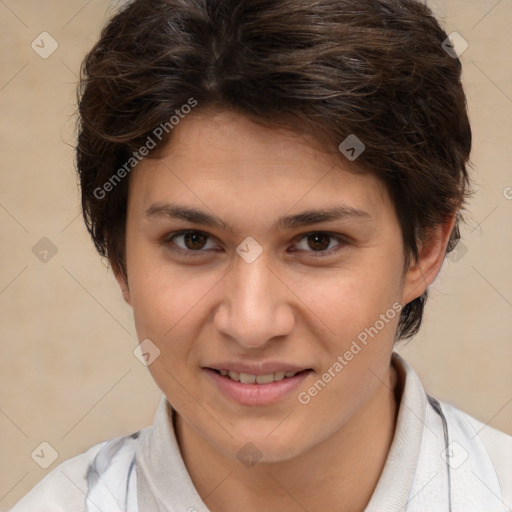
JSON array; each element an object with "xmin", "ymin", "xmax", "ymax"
[{"xmin": 215, "ymin": 425, "xmax": 310, "ymax": 465}]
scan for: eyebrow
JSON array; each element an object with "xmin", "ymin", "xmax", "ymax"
[{"xmin": 145, "ymin": 202, "xmax": 372, "ymax": 233}]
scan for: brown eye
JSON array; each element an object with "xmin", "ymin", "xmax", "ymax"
[
  {"xmin": 307, "ymin": 233, "xmax": 331, "ymax": 251},
  {"xmin": 182, "ymin": 231, "xmax": 208, "ymax": 250},
  {"xmin": 165, "ymin": 230, "xmax": 216, "ymax": 254},
  {"xmin": 293, "ymin": 232, "xmax": 348, "ymax": 257}
]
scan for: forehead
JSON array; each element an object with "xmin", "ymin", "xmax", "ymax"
[{"xmin": 128, "ymin": 110, "xmax": 393, "ymax": 224}]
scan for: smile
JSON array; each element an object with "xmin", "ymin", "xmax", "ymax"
[
  {"xmin": 214, "ymin": 369, "xmax": 302, "ymax": 384},
  {"xmin": 204, "ymin": 368, "xmax": 312, "ymax": 406}
]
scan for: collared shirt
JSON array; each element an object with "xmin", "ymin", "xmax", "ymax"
[{"xmin": 9, "ymin": 353, "xmax": 512, "ymax": 512}]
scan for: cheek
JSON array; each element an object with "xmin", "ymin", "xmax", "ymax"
[
  {"xmin": 128, "ymin": 266, "xmax": 209, "ymax": 396},
  {"xmin": 127, "ymin": 242, "xmax": 215, "ymax": 338},
  {"xmin": 292, "ymin": 262, "xmax": 402, "ymax": 343},
  {"xmin": 293, "ymin": 264, "xmax": 402, "ymax": 411}
]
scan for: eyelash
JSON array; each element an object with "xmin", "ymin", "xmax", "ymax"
[{"xmin": 162, "ymin": 230, "xmax": 349, "ymax": 258}]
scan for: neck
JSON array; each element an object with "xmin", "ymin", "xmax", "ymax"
[{"xmin": 175, "ymin": 364, "xmax": 400, "ymax": 512}]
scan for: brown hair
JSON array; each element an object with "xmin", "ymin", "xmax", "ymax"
[{"xmin": 76, "ymin": 0, "xmax": 472, "ymax": 341}]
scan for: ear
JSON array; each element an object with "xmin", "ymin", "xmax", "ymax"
[
  {"xmin": 112, "ymin": 264, "xmax": 132, "ymax": 306},
  {"xmin": 402, "ymin": 215, "xmax": 457, "ymax": 305}
]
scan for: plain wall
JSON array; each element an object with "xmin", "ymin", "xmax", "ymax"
[{"xmin": 1, "ymin": 0, "xmax": 511, "ymax": 509}]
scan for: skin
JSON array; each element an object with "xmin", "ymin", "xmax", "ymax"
[{"xmin": 116, "ymin": 110, "xmax": 455, "ymax": 512}]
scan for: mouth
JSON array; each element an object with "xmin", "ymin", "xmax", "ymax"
[
  {"xmin": 209, "ymin": 368, "xmax": 311, "ymax": 384},
  {"xmin": 204, "ymin": 367, "xmax": 313, "ymax": 406}
]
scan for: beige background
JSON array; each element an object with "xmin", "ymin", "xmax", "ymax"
[{"xmin": 0, "ymin": 0, "xmax": 511, "ymax": 509}]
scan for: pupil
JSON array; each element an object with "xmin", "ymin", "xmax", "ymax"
[
  {"xmin": 185, "ymin": 232, "xmax": 207, "ymax": 250},
  {"xmin": 308, "ymin": 233, "xmax": 329, "ymax": 251}
]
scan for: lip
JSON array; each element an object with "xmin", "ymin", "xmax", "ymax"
[{"xmin": 204, "ymin": 367, "xmax": 313, "ymax": 406}]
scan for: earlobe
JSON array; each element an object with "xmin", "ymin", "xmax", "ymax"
[
  {"xmin": 121, "ymin": 287, "xmax": 132, "ymax": 305},
  {"xmin": 113, "ymin": 265, "xmax": 132, "ymax": 306},
  {"xmin": 402, "ymin": 215, "xmax": 457, "ymax": 305}
]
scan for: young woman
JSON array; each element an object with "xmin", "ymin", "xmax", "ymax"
[{"xmin": 11, "ymin": 0, "xmax": 511, "ymax": 510}]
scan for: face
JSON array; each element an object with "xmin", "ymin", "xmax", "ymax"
[{"xmin": 121, "ymin": 110, "xmax": 419, "ymax": 463}]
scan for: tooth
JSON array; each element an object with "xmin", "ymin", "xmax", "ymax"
[
  {"xmin": 256, "ymin": 373, "xmax": 275, "ymax": 384},
  {"xmin": 224, "ymin": 370, "xmax": 299, "ymax": 384},
  {"xmin": 239, "ymin": 373, "xmax": 256, "ymax": 384}
]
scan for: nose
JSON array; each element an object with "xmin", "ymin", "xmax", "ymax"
[{"xmin": 213, "ymin": 250, "xmax": 295, "ymax": 349}]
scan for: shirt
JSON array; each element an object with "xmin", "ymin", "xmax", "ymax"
[{"xmin": 9, "ymin": 352, "xmax": 512, "ymax": 511}]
